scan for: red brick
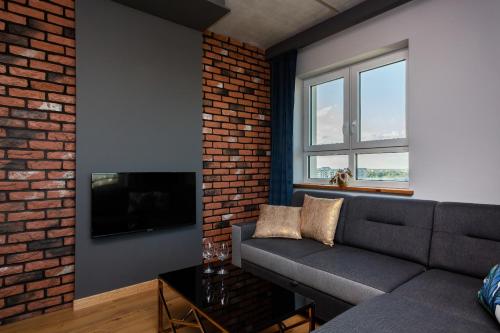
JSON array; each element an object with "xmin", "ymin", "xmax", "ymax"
[
  {"xmin": 27, "ymin": 161, "xmax": 61, "ymax": 169},
  {"xmin": 27, "ymin": 121, "xmax": 60, "ymax": 131},
  {"xmin": 9, "ymin": 45, "xmax": 45, "ymax": 59},
  {"xmin": 25, "ymin": 258, "xmax": 59, "ymax": 271},
  {"xmin": 0, "ymin": 10, "xmax": 26, "ymax": 24},
  {"xmin": 8, "ymin": 2, "xmax": 44, "ymax": 19},
  {"xmin": 29, "ymin": 140, "xmax": 63, "ymax": 150},
  {"xmin": 47, "ymin": 13, "xmax": 73, "ymax": 28},
  {"xmin": 28, "ymin": 0, "xmax": 63, "ymax": 15},
  {"xmin": 51, "ymin": 0, "xmax": 74, "ymax": 9},
  {"xmin": 8, "ymin": 231, "xmax": 45, "ymax": 243},
  {"xmin": 31, "ymin": 80, "xmax": 64, "ymax": 92},
  {"xmin": 30, "ymin": 59, "xmax": 63, "ymax": 73},
  {"xmin": 8, "ymin": 211, "xmax": 45, "ymax": 222},
  {"xmin": 0, "ymin": 244, "xmax": 26, "ymax": 255},
  {"xmin": 0, "ymin": 118, "xmax": 25, "ymax": 128},
  {"xmin": 0, "ymin": 202, "xmax": 25, "ymax": 212},
  {"xmin": 46, "ymin": 283, "xmax": 72, "ymax": 296},
  {"xmin": 46, "ymin": 209, "xmax": 73, "ymax": 219},
  {"xmin": 26, "ymin": 219, "xmax": 58, "ymax": 229},
  {"xmin": 0, "ymin": 74, "xmax": 27, "ymax": 87},
  {"xmin": 44, "ymin": 264, "xmax": 73, "ymax": 277},
  {"xmin": 9, "ymin": 191, "xmax": 45, "ymax": 201},
  {"xmin": 47, "ymin": 151, "xmax": 73, "ymax": 160},
  {"xmin": 0, "ymin": 304, "xmax": 25, "ymax": 318},
  {"xmin": 27, "ymin": 200, "xmax": 61, "ymax": 210},
  {"xmin": 31, "ymin": 180, "xmax": 65, "ymax": 189},
  {"xmin": 28, "ymin": 18, "xmax": 62, "ymax": 34},
  {"xmin": 8, "ymin": 171, "xmax": 45, "ymax": 180},
  {"xmin": 9, "ymin": 88, "xmax": 45, "ymax": 100},
  {"xmin": 27, "ymin": 296, "xmax": 61, "ymax": 311},
  {"xmin": 27, "ymin": 277, "xmax": 60, "ymax": 291},
  {"xmin": 6, "ymin": 251, "xmax": 43, "ymax": 264},
  {"xmin": 9, "ymin": 67, "xmax": 46, "ymax": 80},
  {"xmin": 47, "ymin": 33, "xmax": 74, "ymax": 47},
  {"xmin": 0, "ymin": 285, "xmax": 24, "ymax": 298},
  {"xmin": 0, "ymin": 265, "xmax": 23, "ymax": 277},
  {"xmin": 8, "ymin": 150, "xmax": 43, "ymax": 160},
  {"xmin": 46, "ymin": 190, "xmax": 73, "ymax": 198},
  {"xmin": 0, "ymin": 181, "xmax": 29, "ymax": 191}
]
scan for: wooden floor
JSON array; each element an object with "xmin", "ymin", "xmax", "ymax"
[{"xmin": 0, "ymin": 287, "xmax": 318, "ymax": 333}]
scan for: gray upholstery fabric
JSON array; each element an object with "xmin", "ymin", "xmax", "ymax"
[
  {"xmin": 291, "ymin": 190, "xmax": 352, "ymax": 243},
  {"xmin": 314, "ymin": 294, "xmax": 499, "ymax": 333},
  {"xmin": 392, "ymin": 269, "xmax": 498, "ymax": 329},
  {"xmin": 240, "ymin": 238, "xmax": 329, "ymax": 277},
  {"xmin": 343, "ymin": 197, "xmax": 436, "ymax": 265},
  {"xmin": 430, "ymin": 202, "xmax": 500, "ymax": 278},
  {"xmin": 295, "ymin": 245, "xmax": 425, "ymax": 305},
  {"xmin": 231, "ymin": 221, "xmax": 257, "ymax": 267}
]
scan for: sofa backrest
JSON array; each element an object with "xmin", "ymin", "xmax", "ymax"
[
  {"xmin": 343, "ymin": 197, "xmax": 436, "ymax": 265},
  {"xmin": 291, "ymin": 190, "xmax": 352, "ymax": 244},
  {"xmin": 429, "ymin": 202, "xmax": 500, "ymax": 278}
]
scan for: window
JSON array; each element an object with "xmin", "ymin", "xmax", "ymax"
[{"xmin": 303, "ymin": 50, "xmax": 409, "ymax": 188}]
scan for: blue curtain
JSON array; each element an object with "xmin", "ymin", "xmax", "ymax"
[{"xmin": 269, "ymin": 50, "xmax": 297, "ymax": 205}]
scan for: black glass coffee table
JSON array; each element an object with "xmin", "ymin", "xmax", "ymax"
[{"xmin": 158, "ymin": 264, "xmax": 315, "ymax": 333}]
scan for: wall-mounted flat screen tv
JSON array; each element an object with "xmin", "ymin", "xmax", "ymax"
[{"xmin": 91, "ymin": 172, "xmax": 196, "ymax": 238}]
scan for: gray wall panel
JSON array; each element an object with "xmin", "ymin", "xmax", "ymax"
[{"xmin": 75, "ymin": 0, "xmax": 202, "ymax": 298}]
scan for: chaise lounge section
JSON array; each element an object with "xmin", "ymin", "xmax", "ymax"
[{"xmin": 232, "ymin": 190, "xmax": 500, "ymax": 332}]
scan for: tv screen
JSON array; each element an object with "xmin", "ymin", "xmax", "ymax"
[{"xmin": 91, "ymin": 172, "xmax": 196, "ymax": 238}]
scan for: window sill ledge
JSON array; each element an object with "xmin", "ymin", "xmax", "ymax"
[{"xmin": 294, "ymin": 183, "xmax": 414, "ymax": 196}]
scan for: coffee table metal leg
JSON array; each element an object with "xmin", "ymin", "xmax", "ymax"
[
  {"xmin": 158, "ymin": 280, "xmax": 178, "ymax": 333},
  {"xmin": 158, "ymin": 280, "xmax": 163, "ymax": 333},
  {"xmin": 308, "ymin": 304, "xmax": 316, "ymax": 332},
  {"xmin": 192, "ymin": 308, "xmax": 207, "ymax": 333}
]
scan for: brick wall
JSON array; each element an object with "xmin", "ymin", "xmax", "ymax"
[
  {"xmin": 0, "ymin": 0, "xmax": 75, "ymax": 324},
  {"xmin": 202, "ymin": 32, "xmax": 271, "ymax": 249}
]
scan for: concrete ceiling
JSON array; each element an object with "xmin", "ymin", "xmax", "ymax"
[{"xmin": 209, "ymin": 0, "xmax": 366, "ymax": 49}]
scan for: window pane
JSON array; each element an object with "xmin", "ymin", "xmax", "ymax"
[
  {"xmin": 308, "ymin": 155, "xmax": 349, "ymax": 179},
  {"xmin": 356, "ymin": 152, "xmax": 409, "ymax": 182},
  {"xmin": 311, "ymin": 78, "xmax": 344, "ymax": 145},
  {"xmin": 359, "ymin": 60, "xmax": 406, "ymax": 141}
]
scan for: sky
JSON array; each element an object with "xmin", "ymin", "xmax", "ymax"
[
  {"xmin": 312, "ymin": 60, "xmax": 408, "ymax": 171},
  {"xmin": 312, "ymin": 60, "xmax": 406, "ymax": 144}
]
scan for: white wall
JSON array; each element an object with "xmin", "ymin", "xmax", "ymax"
[{"xmin": 295, "ymin": 0, "xmax": 500, "ymax": 204}]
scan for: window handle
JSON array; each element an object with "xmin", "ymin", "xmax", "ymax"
[
  {"xmin": 342, "ymin": 123, "xmax": 349, "ymax": 136},
  {"xmin": 351, "ymin": 120, "xmax": 357, "ymax": 133}
]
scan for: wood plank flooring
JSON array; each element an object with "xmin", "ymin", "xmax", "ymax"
[{"xmin": 0, "ymin": 287, "xmax": 318, "ymax": 333}]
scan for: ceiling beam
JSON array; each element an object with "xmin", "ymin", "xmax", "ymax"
[{"xmin": 266, "ymin": 0, "xmax": 414, "ymax": 59}]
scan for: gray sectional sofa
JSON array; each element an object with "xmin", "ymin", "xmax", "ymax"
[{"xmin": 231, "ymin": 189, "xmax": 500, "ymax": 332}]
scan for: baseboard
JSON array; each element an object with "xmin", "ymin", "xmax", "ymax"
[{"xmin": 73, "ymin": 279, "xmax": 157, "ymax": 310}]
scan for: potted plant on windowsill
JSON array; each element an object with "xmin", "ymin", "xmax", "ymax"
[{"xmin": 329, "ymin": 168, "xmax": 353, "ymax": 187}]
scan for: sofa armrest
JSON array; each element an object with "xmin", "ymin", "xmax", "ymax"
[{"xmin": 231, "ymin": 221, "xmax": 256, "ymax": 267}]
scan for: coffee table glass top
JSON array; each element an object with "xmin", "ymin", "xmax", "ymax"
[{"xmin": 158, "ymin": 264, "xmax": 314, "ymax": 332}]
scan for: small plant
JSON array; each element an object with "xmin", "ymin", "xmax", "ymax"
[{"xmin": 329, "ymin": 168, "xmax": 353, "ymax": 187}]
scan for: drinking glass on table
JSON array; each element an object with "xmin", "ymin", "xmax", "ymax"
[
  {"xmin": 202, "ymin": 238, "xmax": 215, "ymax": 274},
  {"xmin": 216, "ymin": 241, "xmax": 229, "ymax": 275}
]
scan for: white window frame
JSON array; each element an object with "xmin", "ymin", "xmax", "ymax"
[
  {"xmin": 302, "ymin": 49, "xmax": 409, "ymax": 188},
  {"xmin": 303, "ymin": 68, "xmax": 350, "ymax": 152}
]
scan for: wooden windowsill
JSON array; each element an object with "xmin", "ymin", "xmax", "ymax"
[{"xmin": 294, "ymin": 183, "xmax": 414, "ymax": 196}]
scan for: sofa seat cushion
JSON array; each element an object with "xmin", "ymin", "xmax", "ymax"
[
  {"xmin": 313, "ymin": 294, "xmax": 499, "ymax": 333},
  {"xmin": 295, "ymin": 245, "xmax": 425, "ymax": 305},
  {"xmin": 392, "ymin": 269, "xmax": 499, "ymax": 329},
  {"xmin": 241, "ymin": 238, "xmax": 329, "ymax": 277}
]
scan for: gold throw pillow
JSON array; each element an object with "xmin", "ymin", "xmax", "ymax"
[
  {"xmin": 300, "ymin": 195, "xmax": 344, "ymax": 246},
  {"xmin": 253, "ymin": 204, "xmax": 302, "ymax": 239}
]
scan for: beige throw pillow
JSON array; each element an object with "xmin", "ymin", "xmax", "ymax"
[
  {"xmin": 253, "ymin": 204, "xmax": 302, "ymax": 239},
  {"xmin": 300, "ymin": 195, "xmax": 344, "ymax": 246}
]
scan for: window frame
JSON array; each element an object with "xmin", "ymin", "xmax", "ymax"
[
  {"xmin": 302, "ymin": 50, "xmax": 410, "ymax": 188},
  {"xmin": 303, "ymin": 67, "xmax": 350, "ymax": 152},
  {"xmin": 350, "ymin": 50, "xmax": 409, "ymax": 150}
]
